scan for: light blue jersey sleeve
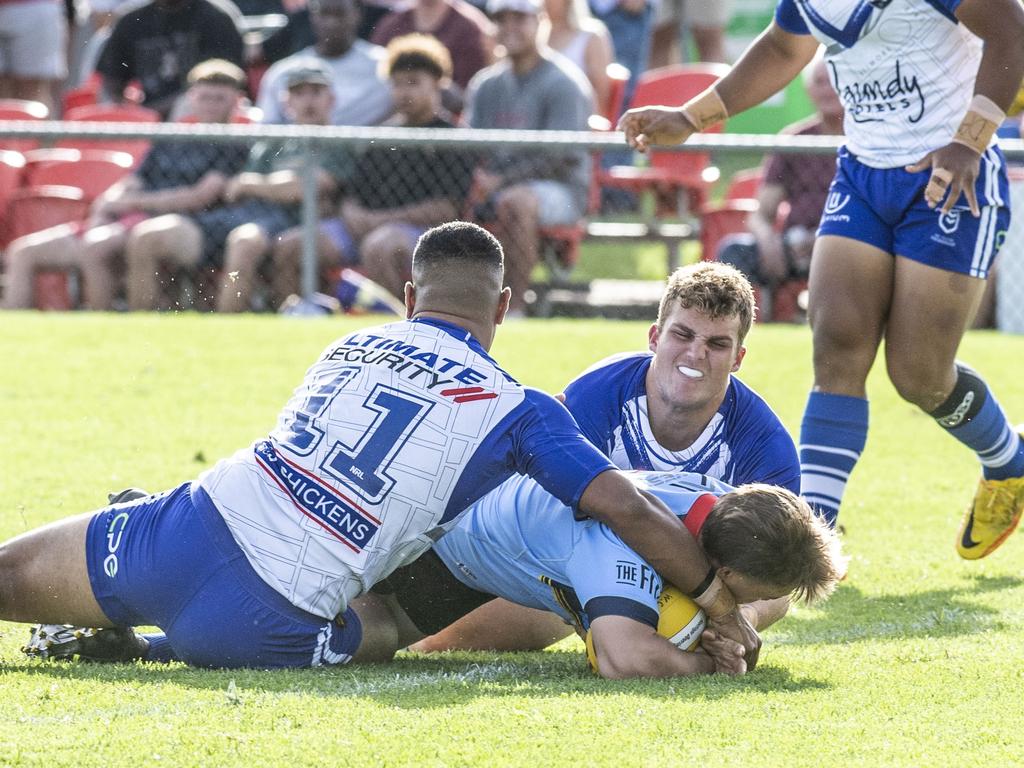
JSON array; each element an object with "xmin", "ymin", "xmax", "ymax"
[
  {"xmin": 564, "ymin": 521, "xmax": 662, "ymax": 629},
  {"xmin": 435, "ymin": 470, "xmax": 726, "ymax": 630}
]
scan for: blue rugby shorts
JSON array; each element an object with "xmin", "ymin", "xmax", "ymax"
[
  {"xmin": 85, "ymin": 482, "xmax": 362, "ymax": 669},
  {"xmin": 817, "ymin": 146, "xmax": 1011, "ymax": 279}
]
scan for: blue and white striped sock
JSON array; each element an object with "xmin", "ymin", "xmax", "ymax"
[
  {"xmin": 799, "ymin": 391, "xmax": 869, "ymax": 527},
  {"xmin": 930, "ymin": 364, "xmax": 1024, "ymax": 481}
]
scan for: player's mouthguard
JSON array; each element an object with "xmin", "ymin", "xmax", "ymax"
[{"xmin": 677, "ymin": 366, "xmax": 704, "ymax": 379}]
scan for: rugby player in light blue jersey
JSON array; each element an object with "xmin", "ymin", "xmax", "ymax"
[
  {"xmin": 620, "ymin": 0, "xmax": 1024, "ymax": 559},
  {"xmin": 2, "ymin": 222, "xmax": 759, "ymax": 670},
  {"xmin": 362, "ymin": 472, "xmax": 841, "ymax": 679},
  {"xmin": 417, "ymin": 262, "xmax": 801, "ymax": 653},
  {"xmin": 24, "ymin": 473, "xmax": 844, "ymax": 679}
]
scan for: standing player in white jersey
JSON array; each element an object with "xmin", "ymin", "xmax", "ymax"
[
  {"xmin": 415, "ymin": 261, "xmax": 803, "ymax": 652},
  {"xmin": 620, "ymin": 0, "xmax": 1024, "ymax": 558},
  {"xmin": 0, "ymin": 222, "xmax": 758, "ymax": 670}
]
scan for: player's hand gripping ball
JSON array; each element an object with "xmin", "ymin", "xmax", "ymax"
[{"xmin": 585, "ymin": 585, "xmax": 706, "ymax": 672}]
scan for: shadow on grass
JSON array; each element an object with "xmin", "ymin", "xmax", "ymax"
[
  {"xmin": 1, "ymin": 647, "xmax": 829, "ymax": 709},
  {"xmin": 772, "ymin": 574, "xmax": 1022, "ymax": 647}
]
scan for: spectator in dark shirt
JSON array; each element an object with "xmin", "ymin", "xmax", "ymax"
[
  {"xmin": 716, "ymin": 57, "xmax": 844, "ymax": 309},
  {"xmin": 1, "ymin": 60, "xmax": 250, "ymax": 311},
  {"xmin": 271, "ymin": 33, "xmax": 475, "ymax": 302},
  {"xmin": 95, "ymin": 0, "xmax": 245, "ymax": 118}
]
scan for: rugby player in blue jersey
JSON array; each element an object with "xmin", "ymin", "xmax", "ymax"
[
  {"xmin": 416, "ymin": 261, "xmax": 802, "ymax": 652},
  {"xmin": 1, "ymin": 222, "xmax": 759, "ymax": 670},
  {"xmin": 619, "ymin": 0, "xmax": 1024, "ymax": 558}
]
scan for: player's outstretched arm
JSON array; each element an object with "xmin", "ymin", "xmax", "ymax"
[
  {"xmin": 577, "ymin": 472, "xmax": 762, "ymax": 668},
  {"xmin": 589, "ymin": 615, "xmax": 718, "ymax": 679},
  {"xmin": 618, "ymin": 22, "xmax": 819, "ymax": 152}
]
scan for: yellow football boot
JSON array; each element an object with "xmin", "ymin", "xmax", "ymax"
[{"xmin": 956, "ymin": 475, "xmax": 1024, "ymax": 559}]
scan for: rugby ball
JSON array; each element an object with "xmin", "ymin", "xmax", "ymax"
[{"xmin": 585, "ymin": 585, "xmax": 706, "ymax": 672}]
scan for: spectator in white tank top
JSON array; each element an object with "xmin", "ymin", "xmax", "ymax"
[{"xmin": 540, "ymin": 0, "xmax": 613, "ymax": 115}]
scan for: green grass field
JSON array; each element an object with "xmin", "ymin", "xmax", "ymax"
[{"xmin": 1, "ymin": 312, "xmax": 1022, "ymax": 767}]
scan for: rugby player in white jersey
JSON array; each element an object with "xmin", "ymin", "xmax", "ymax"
[
  {"xmin": 620, "ymin": 0, "xmax": 1024, "ymax": 558},
  {"xmin": 415, "ymin": 261, "xmax": 804, "ymax": 652},
  {"xmin": 0, "ymin": 222, "xmax": 758, "ymax": 670},
  {"xmin": 30, "ymin": 474, "xmax": 844, "ymax": 679}
]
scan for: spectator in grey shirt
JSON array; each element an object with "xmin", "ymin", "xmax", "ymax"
[
  {"xmin": 257, "ymin": 0, "xmax": 392, "ymax": 125},
  {"xmin": 464, "ymin": 0, "xmax": 594, "ymax": 313}
]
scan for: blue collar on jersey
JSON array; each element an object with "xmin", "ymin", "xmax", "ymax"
[{"xmin": 409, "ymin": 316, "xmax": 491, "ymax": 360}]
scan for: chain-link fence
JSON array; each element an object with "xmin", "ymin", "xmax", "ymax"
[{"xmin": 1, "ymin": 121, "xmax": 1023, "ymax": 322}]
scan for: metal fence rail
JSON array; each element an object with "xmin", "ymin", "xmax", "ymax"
[{"xmin": 2, "ymin": 121, "xmax": 1023, "ymax": 324}]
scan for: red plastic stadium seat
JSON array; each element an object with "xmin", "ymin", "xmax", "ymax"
[
  {"xmin": 6, "ymin": 184, "xmax": 89, "ymax": 243},
  {"xmin": 63, "ymin": 103, "xmax": 161, "ymax": 122},
  {"xmin": 0, "ymin": 149, "xmax": 27, "ymax": 245},
  {"xmin": 603, "ymin": 62, "xmax": 630, "ymax": 124},
  {"xmin": 6, "ymin": 185, "xmax": 90, "ymax": 310},
  {"xmin": 21, "ymin": 147, "xmax": 135, "ymax": 201},
  {"xmin": 59, "ymin": 103, "xmax": 161, "ymax": 164},
  {"xmin": 725, "ymin": 167, "xmax": 764, "ymax": 201},
  {"xmin": 0, "ymin": 98, "xmax": 49, "ymax": 153},
  {"xmin": 698, "ymin": 198, "xmax": 758, "ymax": 262},
  {"xmin": 600, "ymin": 64, "xmax": 729, "ymax": 217},
  {"xmin": 61, "ymin": 73, "xmax": 102, "ymax": 114}
]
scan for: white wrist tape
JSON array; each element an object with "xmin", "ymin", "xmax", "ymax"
[
  {"xmin": 691, "ymin": 573, "xmax": 736, "ymax": 620},
  {"xmin": 952, "ymin": 94, "xmax": 1006, "ymax": 155},
  {"xmin": 681, "ymin": 87, "xmax": 728, "ymax": 132}
]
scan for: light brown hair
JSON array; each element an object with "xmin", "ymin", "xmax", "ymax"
[
  {"xmin": 656, "ymin": 262, "xmax": 756, "ymax": 344},
  {"xmin": 700, "ymin": 484, "xmax": 845, "ymax": 604},
  {"xmin": 383, "ymin": 33, "xmax": 453, "ymax": 81}
]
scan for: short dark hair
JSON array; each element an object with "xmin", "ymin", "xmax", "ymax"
[
  {"xmin": 187, "ymin": 59, "xmax": 247, "ymax": 91},
  {"xmin": 384, "ymin": 34, "xmax": 453, "ymax": 81},
  {"xmin": 657, "ymin": 262, "xmax": 756, "ymax": 344},
  {"xmin": 412, "ymin": 221, "xmax": 504, "ymax": 276},
  {"xmin": 700, "ymin": 484, "xmax": 844, "ymax": 604}
]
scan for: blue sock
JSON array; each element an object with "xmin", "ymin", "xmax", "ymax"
[
  {"xmin": 799, "ymin": 391, "xmax": 869, "ymax": 527},
  {"xmin": 141, "ymin": 633, "xmax": 179, "ymax": 663},
  {"xmin": 930, "ymin": 363, "xmax": 1024, "ymax": 481}
]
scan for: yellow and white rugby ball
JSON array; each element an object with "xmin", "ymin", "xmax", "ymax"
[{"xmin": 585, "ymin": 585, "xmax": 706, "ymax": 673}]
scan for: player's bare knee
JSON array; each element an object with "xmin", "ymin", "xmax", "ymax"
[{"xmin": 887, "ymin": 358, "xmax": 948, "ymax": 410}]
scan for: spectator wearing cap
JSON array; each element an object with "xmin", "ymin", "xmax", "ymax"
[
  {"xmin": 2, "ymin": 59, "xmax": 251, "ymax": 311},
  {"xmin": 126, "ymin": 60, "xmax": 354, "ymax": 312},
  {"xmin": 95, "ymin": 0, "xmax": 245, "ymax": 118},
  {"xmin": 464, "ymin": 0, "xmax": 594, "ymax": 313},
  {"xmin": 271, "ymin": 33, "xmax": 477, "ymax": 304},
  {"xmin": 257, "ymin": 0, "xmax": 392, "ymax": 125}
]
